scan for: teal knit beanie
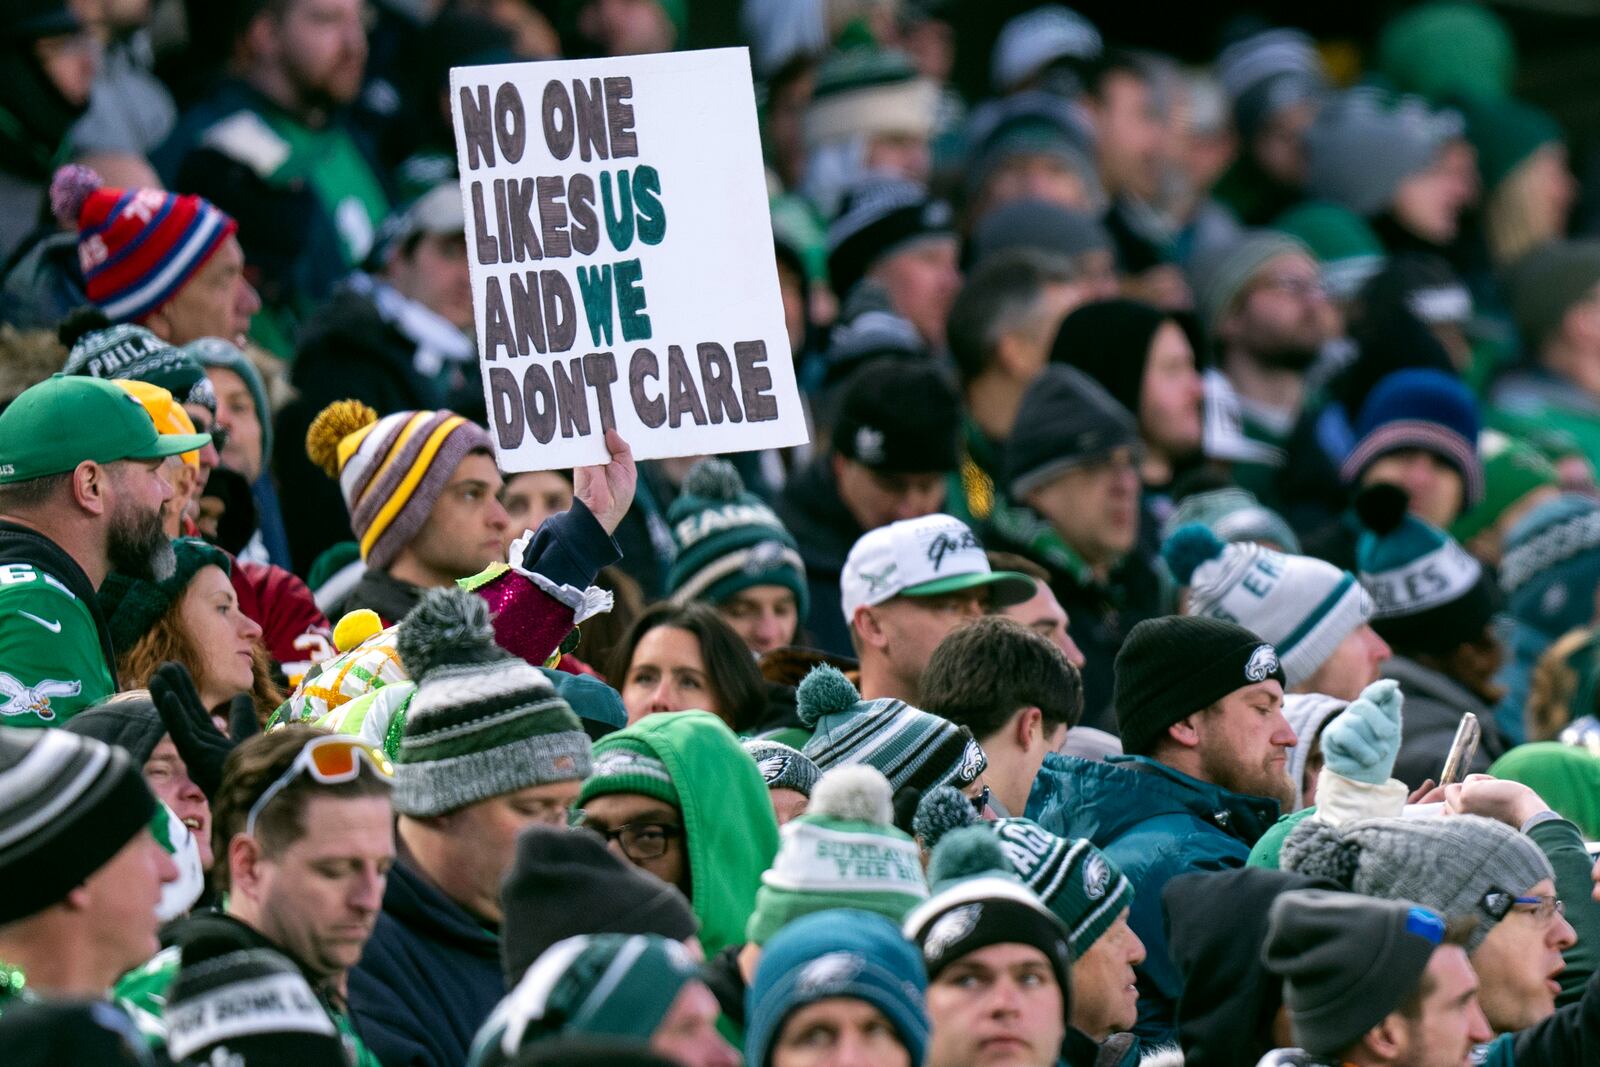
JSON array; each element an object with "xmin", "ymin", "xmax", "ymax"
[
  {"xmin": 1456, "ymin": 93, "xmax": 1563, "ymax": 192},
  {"xmin": 665, "ymin": 459, "xmax": 808, "ymax": 619}
]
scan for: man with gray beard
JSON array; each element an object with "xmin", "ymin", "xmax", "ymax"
[{"xmin": 0, "ymin": 375, "xmax": 203, "ymax": 726}]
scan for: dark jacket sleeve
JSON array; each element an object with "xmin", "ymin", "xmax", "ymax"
[
  {"xmin": 514, "ymin": 499, "xmax": 619, "ymax": 592},
  {"xmin": 1528, "ymin": 818, "xmax": 1600, "ymax": 1006},
  {"xmin": 1512, "ymin": 965, "xmax": 1600, "ymax": 1067}
]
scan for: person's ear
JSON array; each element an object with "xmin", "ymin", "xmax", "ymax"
[
  {"xmin": 1015, "ymin": 706, "xmax": 1044, "ymax": 751},
  {"xmin": 229, "ymin": 834, "xmax": 267, "ymax": 901},
  {"xmin": 71, "ymin": 461, "xmax": 108, "ymax": 517},
  {"xmin": 1363, "ymin": 1013, "xmax": 1407, "ymax": 1060},
  {"xmin": 1165, "ymin": 713, "xmax": 1202, "ymax": 750},
  {"xmin": 854, "ymin": 605, "xmax": 891, "ymax": 652}
]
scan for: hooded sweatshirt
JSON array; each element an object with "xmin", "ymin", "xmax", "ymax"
[{"xmin": 582, "ymin": 711, "xmax": 780, "ymax": 957}]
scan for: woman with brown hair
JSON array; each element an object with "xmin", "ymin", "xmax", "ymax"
[
  {"xmin": 98, "ymin": 537, "xmax": 282, "ymax": 728},
  {"xmin": 609, "ymin": 601, "xmax": 768, "ymax": 733}
]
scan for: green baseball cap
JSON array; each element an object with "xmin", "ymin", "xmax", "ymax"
[{"xmin": 0, "ymin": 375, "xmax": 211, "ymax": 484}]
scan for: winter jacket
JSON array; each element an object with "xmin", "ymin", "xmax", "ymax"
[
  {"xmin": 350, "ymin": 857, "xmax": 504, "ymax": 1067},
  {"xmin": 589, "ymin": 711, "xmax": 780, "ymax": 957},
  {"xmin": 114, "ymin": 910, "xmax": 381, "ymax": 1065},
  {"xmin": 230, "ymin": 555, "xmax": 333, "ymax": 677},
  {"xmin": 1028, "ymin": 753, "xmax": 1281, "ymax": 1045},
  {"xmin": 277, "ymin": 275, "xmax": 481, "ymax": 572},
  {"xmin": 1062, "ymin": 1027, "xmax": 1145, "ymax": 1067},
  {"xmin": 775, "ymin": 456, "xmax": 868, "ymax": 657},
  {"xmin": 0, "ymin": 519, "xmax": 118, "ymax": 725},
  {"xmin": 1382, "ymin": 655, "xmax": 1506, "ymax": 790}
]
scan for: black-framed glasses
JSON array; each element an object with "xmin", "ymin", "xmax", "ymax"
[
  {"xmin": 576, "ymin": 815, "xmax": 683, "ymax": 861},
  {"xmin": 1482, "ymin": 890, "xmax": 1566, "ymax": 923}
]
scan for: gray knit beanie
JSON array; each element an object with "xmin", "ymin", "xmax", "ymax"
[
  {"xmin": 1304, "ymin": 89, "xmax": 1463, "ymax": 218},
  {"xmin": 392, "ymin": 588, "xmax": 592, "ymax": 817},
  {"xmin": 1281, "ymin": 814, "xmax": 1553, "ymax": 951},
  {"xmin": 743, "ymin": 738, "xmax": 822, "ymax": 797},
  {"xmin": 1190, "ymin": 231, "xmax": 1315, "ymax": 334}
]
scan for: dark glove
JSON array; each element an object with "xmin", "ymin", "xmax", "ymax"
[
  {"xmin": 224, "ymin": 694, "xmax": 261, "ymax": 743},
  {"xmin": 149, "ymin": 661, "xmax": 237, "ymax": 800}
]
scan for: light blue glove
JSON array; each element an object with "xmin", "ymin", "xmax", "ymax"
[{"xmin": 1319, "ymin": 679, "xmax": 1404, "ymax": 786}]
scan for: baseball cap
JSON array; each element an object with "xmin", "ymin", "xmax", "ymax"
[
  {"xmin": 841, "ymin": 514, "xmax": 1037, "ymax": 622},
  {"xmin": 0, "ymin": 375, "xmax": 210, "ymax": 484}
]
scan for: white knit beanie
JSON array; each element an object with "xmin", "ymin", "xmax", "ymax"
[{"xmin": 1164, "ymin": 524, "xmax": 1372, "ymax": 687}]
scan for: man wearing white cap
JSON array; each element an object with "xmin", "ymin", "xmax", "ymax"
[{"xmin": 843, "ymin": 513, "xmax": 1036, "ymax": 702}]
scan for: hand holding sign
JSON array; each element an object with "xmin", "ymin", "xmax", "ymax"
[
  {"xmin": 573, "ymin": 428, "xmax": 636, "ymax": 535},
  {"xmin": 451, "ymin": 48, "xmax": 808, "ymax": 472}
]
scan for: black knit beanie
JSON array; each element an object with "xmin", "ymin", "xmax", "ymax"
[
  {"xmin": 1050, "ymin": 298, "xmax": 1172, "ymax": 416},
  {"xmin": 166, "ymin": 938, "xmax": 350, "ymax": 1066},
  {"xmin": 63, "ymin": 694, "xmax": 166, "ymax": 766},
  {"xmin": 500, "ymin": 826, "xmax": 699, "ymax": 988},
  {"xmin": 1114, "ymin": 616, "xmax": 1286, "ymax": 755}
]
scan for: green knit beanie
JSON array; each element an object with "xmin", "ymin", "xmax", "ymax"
[
  {"xmin": 1507, "ymin": 239, "xmax": 1600, "ymax": 350},
  {"xmin": 97, "ymin": 538, "xmax": 232, "ymax": 658},
  {"xmin": 579, "ymin": 735, "xmax": 681, "ymax": 810},
  {"xmin": 1377, "ymin": 2, "xmax": 1514, "ymax": 102},
  {"xmin": 1274, "ymin": 202, "xmax": 1385, "ymax": 302},
  {"xmin": 746, "ymin": 765, "xmax": 929, "ymax": 945},
  {"xmin": 391, "ymin": 588, "xmax": 591, "ymax": 817},
  {"xmin": 1455, "ymin": 93, "xmax": 1563, "ymax": 191},
  {"xmin": 665, "ymin": 459, "xmax": 808, "ymax": 619},
  {"xmin": 1450, "ymin": 430, "xmax": 1558, "ymax": 544}
]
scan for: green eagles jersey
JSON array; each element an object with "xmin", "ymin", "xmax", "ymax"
[{"xmin": 0, "ymin": 562, "xmax": 116, "ymax": 725}]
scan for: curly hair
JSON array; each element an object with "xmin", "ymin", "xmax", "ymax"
[
  {"xmin": 1526, "ymin": 626, "xmax": 1600, "ymax": 742},
  {"xmin": 118, "ymin": 604, "xmax": 283, "ymax": 729}
]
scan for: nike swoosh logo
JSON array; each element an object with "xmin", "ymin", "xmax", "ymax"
[{"xmin": 18, "ymin": 611, "xmax": 62, "ymax": 634}]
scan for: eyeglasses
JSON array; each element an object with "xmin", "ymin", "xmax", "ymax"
[
  {"xmin": 1256, "ymin": 274, "xmax": 1327, "ymax": 301},
  {"xmin": 575, "ymin": 816, "xmax": 683, "ymax": 861},
  {"xmin": 244, "ymin": 735, "xmax": 394, "ymax": 838},
  {"xmin": 1481, "ymin": 890, "xmax": 1566, "ymax": 923}
]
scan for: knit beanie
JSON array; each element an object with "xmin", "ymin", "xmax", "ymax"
[
  {"xmin": 0, "ymin": 726, "xmax": 158, "ymax": 923},
  {"xmin": 0, "ymin": 999, "xmax": 154, "ymax": 1067},
  {"xmin": 805, "ymin": 50, "xmax": 938, "ymax": 152},
  {"xmin": 1354, "ymin": 485, "xmax": 1501, "ymax": 654},
  {"xmin": 392, "ymin": 588, "xmax": 590, "ymax": 817},
  {"xmin": 746, "ymin": 909, "xmax": 929, "ymax": 1067},
  {"xmin": 968, "ymin": 198, "xmax": 1111, "ymax": 269},
  {"xmin": 305, "ymin": 399, "xmax": 495, "ymax": 568},
  {"xmin": 1050, "ymin": 299, "xmax": 1170, "ymax": 416},
  {"xmin": 964, "ymin": 92, "xmax": 1102, "ymax": 208},
  {"xmin": 904, "ymin": 829, "xmax": 1074, "ymax": 998},
  {"xmin": 665, "ymin": 459, "xmax": 807, "ymax": 618},
  {"xmin": 1377, "ymin": 2, "xmax": 1515, "ymax": 103},
  {"xmin": 180, "ymin": 337, "xmax": 274, "ymax": 461},
  {"xmin": 49, "ymin": 165, "xmax": 238, "ymax": 325},
  {"xmin": 797, "ymin": 664, "xmax": 987, "ymax": 796},
  {"xmin": 540, "ymin": 667, "xmax": 627, "ymax": 739},
  {"xmin": 1190, "ymin": 231, "xmax": 1314, "ymax": 334},
  {"xmin": 1500, "ymin": 494, "xmax": 1600, "ymax": 641},
  {"xmin": 989, "ymin": 5, "xmax": 1101, "ymax": 94},
  {"xmin": 1216, "ymin": 27, "xmax": 1326, "ymax": 145},
  {"xmin": 500, "ymin": 825, "xmax": 699, "ymax": 989},
  {"xmin": 1450, "ymin": 431, "xmax": 1558, "ymax": 545},
  {"xmin": 1274, "ymin": 202, "xmax": 1386, "ymax": 302},
  {"xmin": 1305, "ymin": 89, "xmax": 1463, "ymax": 218},
  {"xmin": 1263, "ymin": 889, "xmax": 1448, "ymax": 1059},
  {"xmin": 63, "ymin": 322, "xmax": 217, "ymax": 414},
  {"xmin": 115, "ymin": 380, "xmax": 203, "ymax": 470},
  {"xmin": 63, "ymin": 692, "xmax": 166, "ymax": 765},
  {"xmin": 831, "ymin": 359, "xmax": 962, "ymax": 474},
  {"xmin": 97, "ymin": 537, "xmax": 233, "ymax": 658},
  {"xmin": 165, "ymin": 940, "xmax": 349, "ymax": 1066},
  {"xmin": 1007, "ymin": 365, "xmax": 1141, "ymax": 499},
  {"xmin": 1506, "ymin": 240, "xmax": 1600, "ymax": 351},
  {"xmin": 1281, "ymin": 813, "xmax": 1553, "ymax": 951},
  {"xmin": 827, "ymin": 178, "xmax": 955, "ymax": 301},
  {"xmin": 578, "ymin": 736, "xmax": 680, "ymax": 811},
  {"xmin": 477, "ymin": 934, "xmax": 702, "ymax": 1065},
  {"xmin": 747, "ymin": 766, "xmax": 929, "ymax": 945},
  {"xmin": 914, "ymin": 787, "xmax": 1133, "ymax": 956},
  {"xmin": 1341, "ymin": 368, "xmax": 1484, "ymax": 508},
  {"xmin": 743, "ymin": 738, "xmax": 821, "ymax": 797},
  {"xmin": 1161, "ymin": 486, "xmax": 1300, "ymax": 553},
  {"xmin": 1455, "ymin": 93, "xmax": 1564, "ymax": 192},
  {"xmin": 1163, "ymin": 523, "xmax": 1372, "ymax": 688},
  {"xmin": 1114, "ymin": 616, "xmax": 1286, "ymax": 756}
]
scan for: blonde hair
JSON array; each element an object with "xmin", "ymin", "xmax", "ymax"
[
  {"xmin": 1487, "ymin": 151, "xmax": 1559, "ymax": 268},
  {"xmin": 1525, "ymin": 626, "xmax": 1599, "ymax": 741}
]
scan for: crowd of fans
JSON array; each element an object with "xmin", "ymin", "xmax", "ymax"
[{"xmin": 4, "ymin": 1, "xmax": 1600, "ymax": 1066}]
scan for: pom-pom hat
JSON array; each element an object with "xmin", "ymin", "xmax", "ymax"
[{"xmin": 666, "ymin": 459, "xmax": 807, "ymax": 617}]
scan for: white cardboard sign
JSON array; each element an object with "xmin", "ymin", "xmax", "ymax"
[{"xmin": 449, "ymin": 47, "xmax": 808, "ymax": 471}]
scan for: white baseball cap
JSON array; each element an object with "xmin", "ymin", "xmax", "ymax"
[{"xmin": 840, "ymin": 514, "xmax": 1038, "ymax": 623}]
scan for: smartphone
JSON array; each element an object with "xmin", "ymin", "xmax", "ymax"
[{"xmin": 1438, "ymin": 713, "xmax": 1481, "ymax": 787}]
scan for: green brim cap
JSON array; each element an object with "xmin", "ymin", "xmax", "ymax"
[
  {"xmin": 0, "ymin": 374, "xmax": 210, "ymax": 483},
  {"xmin": 901, "ymin": 569, "xmax": 1037, "ymax": 608}
]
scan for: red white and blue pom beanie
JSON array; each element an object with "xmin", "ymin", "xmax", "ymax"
[{"xmin": 51, "ymin": 164, "xmax": 237, "ymax": 325}]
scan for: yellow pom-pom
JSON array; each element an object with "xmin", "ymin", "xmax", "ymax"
[
  {"xmin": 333, "ymin": 608, "xmax": 383, "ymax": 653},
  {"xmin": 306, "ymin": 400, "xmax": 378, "ymax": 478}
]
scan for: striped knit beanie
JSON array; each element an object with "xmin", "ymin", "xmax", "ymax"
[
  {"xmin": 914, "ymin": 787, "xmax": 1132, "ymax": 956},
  {"xmin": 166, "ymin": 943, "xmax": 348, "ymax": 1066},
  {"xmin": 305, "ymin": 400, "xmax": 495, "ymax": 569},
  {"xmin": 0, "ymin": 726, "xmax": 157, "ymax": 923},
  {"xmin": 666, "ymin": 459, "xmax": 807, "ymax": 618},
  {"xmin": 743, "ymin": 738, "xmax": 821, "ymax": 798},
  {"xmin": 50, "ymin": 165, "xmax": 237, "ymax": 326},
  {"xmin": 796, "ymin": 665, "xmax": 987, "ymax": 796},
  {"xmin": 1341, "ymin": 369, "xmax": 1484, "ymax": 509},
  {"xmin": 1163, "ymin": 523, "xmax": 1372, "ymax": 687},
  {"xmin": 63, "ymin": 323, "xmax": 216, "ymax": 415},
  {"xmin": 578, "ymin": 737, "xmax": 681, "ymax": 811},
  {"xmin": 747, "ymin": 766, "xmax": 929, "ymax": 945},
  {"xmin": 391, "ymin": 588, "xmax": 591, "ymax": 817}
]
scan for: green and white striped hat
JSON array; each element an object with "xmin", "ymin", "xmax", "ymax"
[
  {"xmin": 392, "ymin": 588, "xmax": 591, "ymax": 817},
  {"xmin": 665, "ymin": 459, "xmax": 808, "ymax": 617}
]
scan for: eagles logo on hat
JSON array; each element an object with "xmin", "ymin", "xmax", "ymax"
[
  {"xmin": 854, "ymin": 427, "xmax": 887, "ymax": 466},
  {"xmin": 798, "ymin": 951, "xmax": 866, "ymax": 995},
  {"xmin": 1083, "ymin": 853, "xmax": 1110, "ymax": 901},
  {"xmin": 924, "ymin": 904, "xmax": 983, "ymax": 959},
  {"xmin": 841, "ymin": 514, "xmax": 1035, "ymax": 622},
  {"xmin": 955, "ymin": 738, "xmax": 986, "ymax": 785},
  {"xmin": 1245, "ymin": 645, "xmax": 1281, "ymax": 682}
]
